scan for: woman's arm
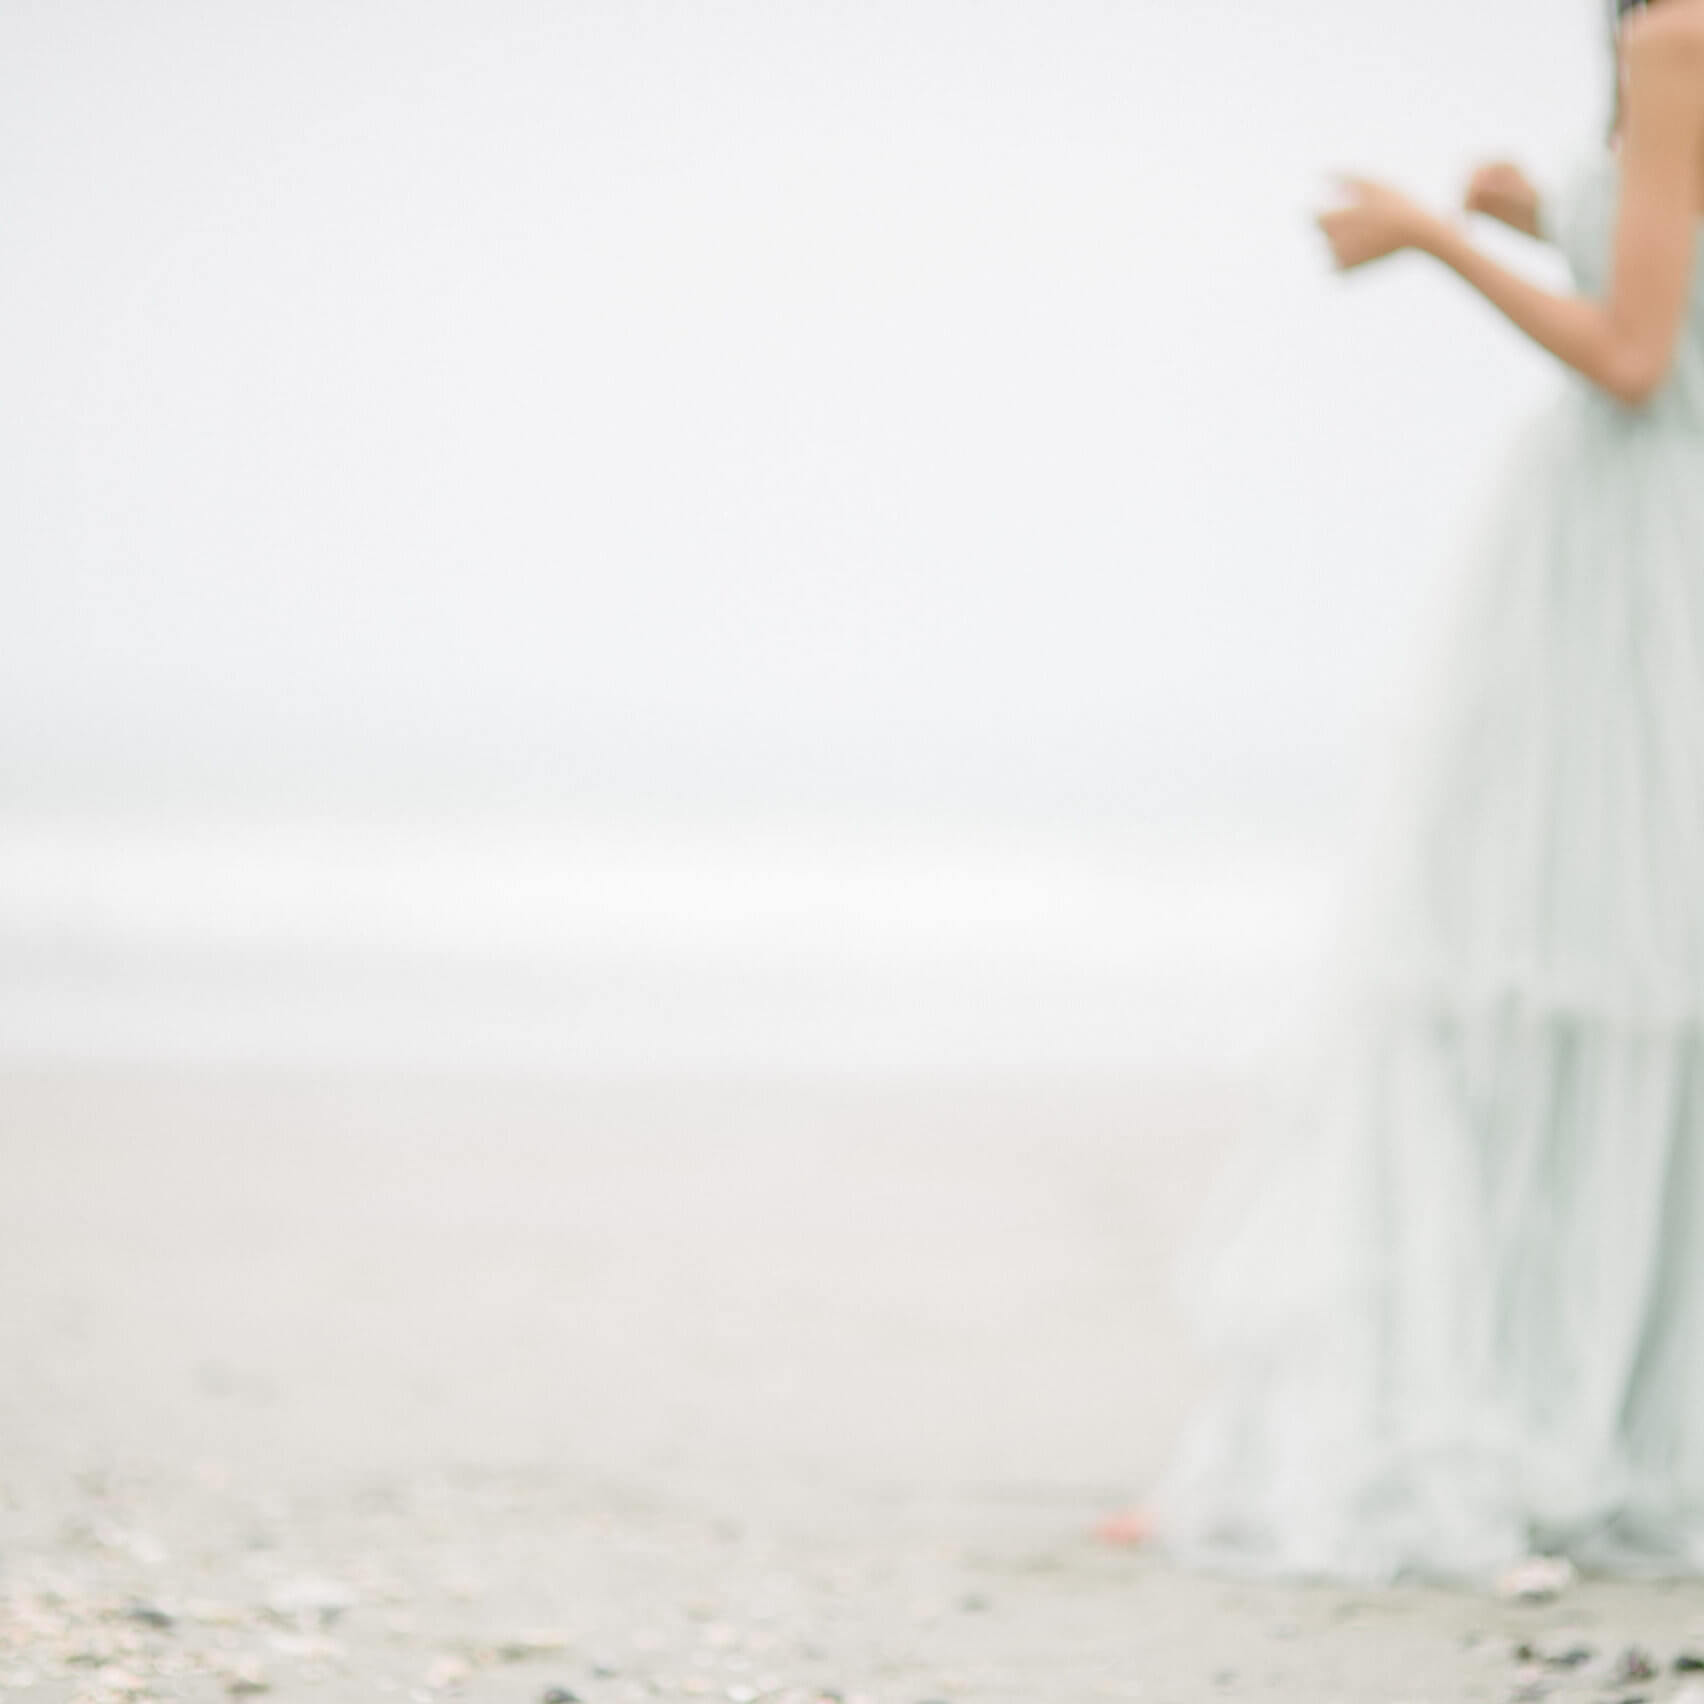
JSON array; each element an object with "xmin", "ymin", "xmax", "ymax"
[
  {"xmin": 1464, "ymin": 161, "xmax": 1549, "ymax": 243},
  {"xmin": 1318, "ymin": 18, "xmax": 1704, "ymax": 407}
]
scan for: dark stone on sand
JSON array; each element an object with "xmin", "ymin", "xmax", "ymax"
[
  {"xmin": 1609, "ymin": 1649, "xmax": 1659, "ymax": 1685},
  {"xmin": 127, "ymin": 1605, "xmax": 175, "ymax": 1630},
  {"xmin": 541, "ymin": 1690, "xmax": 581, "ymax": 1704},
  {"xmin": 1678, "ymin": 1654, "xmax": 1704, "ymax": 1672}
]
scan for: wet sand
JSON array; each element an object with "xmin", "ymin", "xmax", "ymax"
[{"xmin": 4, "ymin": 1063, "xmax": 1703, "ymax": 1704}]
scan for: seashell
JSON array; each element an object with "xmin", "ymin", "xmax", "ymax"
[{"xmin": 1494, "ymin": 1557, "xmax": 1577, "ymax": 1602}]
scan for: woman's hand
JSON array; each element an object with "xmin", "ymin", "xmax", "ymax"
[
  {"xmin": 1315, "ymin": 175, "xmax": 1436, "ymax": 270},
  {"xmin": 1463, "ymin": 160, "xmax": 1544, "ymax": 239}
]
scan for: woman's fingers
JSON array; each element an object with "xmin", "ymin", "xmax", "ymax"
[
  {"xmin": 1328, "ymin": 171, "xmax": 1380, "ymax": 200},
  {"xmin": 1316, "ymin": 208, "xmax": 1361, "ymax": 269},
  {"xmin": 1316, "ymin": 175, "xmax": 1371, "ymax": 267},
  {"xmin": 1316, "ymin": 204, "xmax": 1403, "ymax": 270},
  {"xmin": 1464, "ymin": 161, "xmax": 1532, "ymax": 214},
  {"xmin": 1314, "ymin": 172, "xmax": 1425, "ymax": 269}
]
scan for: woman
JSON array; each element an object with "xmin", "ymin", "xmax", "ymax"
[{"xmin": 1106, "ymin": 0, "xmax": 1704, "ymax": 1585}]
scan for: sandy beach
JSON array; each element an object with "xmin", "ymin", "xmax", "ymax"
[{"xmin": 7, "ymin": 1061, "xmax": 1704, "ymax": 1704}]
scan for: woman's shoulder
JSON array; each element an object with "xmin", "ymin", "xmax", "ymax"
[
  {"xmin": 1622, "ymin": 2, "xmax": 1704, "ymax": 71},
  {"xmin": 1618, "ymin": 2, "xmax": 1704, "ymax": 167}
]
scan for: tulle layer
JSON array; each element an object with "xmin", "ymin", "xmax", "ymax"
[
  {"xmin": 1148, "ymin": 392, "xmax": 1704, "ymax": 1587},
  {"xmin": 1151, "ymin": 989, "xmax": 1704, "ymax": 1586}
]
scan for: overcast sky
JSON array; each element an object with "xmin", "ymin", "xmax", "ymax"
[{"xmin": 2, "ymin": 0, "xmax": 1607, "ymax": 833}]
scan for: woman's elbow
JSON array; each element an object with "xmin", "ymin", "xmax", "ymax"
[{"xmin": 1600, "ymin": 342, "xmax": 1671, "ymax": 408}]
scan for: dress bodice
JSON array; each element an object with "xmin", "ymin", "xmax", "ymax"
[{"xmin": 1548, "ymin": 143, "xmax": 1704, "ymax": 428}]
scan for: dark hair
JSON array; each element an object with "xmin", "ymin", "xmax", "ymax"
[
  {"xmin": 1607, "ymin": 19, "xmax": 1625, "ymax": 143},
  {"xmin": 1609, "ymin": 0, "xmax": 1650, "ymax": 141}
]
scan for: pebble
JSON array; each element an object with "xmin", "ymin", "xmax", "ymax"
[
  {"xmin": 266, "ymin": 1633, "xmax": 343, "ymax": 1662},
  {"xmin": 186, "ymin": 1600, "xmax": 247, "ymax": 1627},
  {"xmin": 266, "ymin": 1579, "xmax": 358, "ymax": 1625},
  {"xmin": 540, "ymin": 1691, "xmax": 581, "ymax": 1704},
  {"xmin": 96, "ymin": 1525, "xmax": 169, "ymax": 1567},
  {"xmin": 1495, "ymin": 1558, "xmax": 1577, "ymax": 1603},
  {"xmin": 94, "ymin": 1666, "xmax": 148, "ymax": 1694},
  {"xmin": 423, "ymin": 1656, "xmax": 472, "ymax": 1691},
  {"xmin": 1509, "ymin": 1660, "xmax": 1549, "ymax": 1700},
  {"xmin": 1678, "ymin": 1655, "xmax": 1704, "ymax": 1673},
  {"xmin": 1527, "ymin": 1631, "xmax": 1594, "ymax": 1668},
  {"xmin": 1605, "ymin": 1649, "xmax": 1659, "ymax": 1686},
  {"xmin": 498, "ymin": 1632, "xmax": 573, "ymax": 1662},
  {"xmin": 222, "ymin": 1657, "xmax": 271, "ymax": 1695}
]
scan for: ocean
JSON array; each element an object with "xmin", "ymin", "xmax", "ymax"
[{"xmin": 0, "ymin": 810, "xmax": 1342, "ymax": 1076}]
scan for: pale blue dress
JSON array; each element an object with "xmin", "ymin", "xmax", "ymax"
[{"xmin": 1148, "ymin": 141, "xmax": 1704, "ymax": 1585}]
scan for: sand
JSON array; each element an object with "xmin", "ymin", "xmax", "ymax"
[{"xmin": 4, "ymin": 1063, "xmax": 1704, "ymax": 1704}]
